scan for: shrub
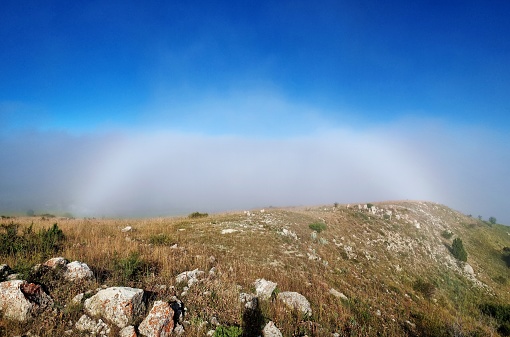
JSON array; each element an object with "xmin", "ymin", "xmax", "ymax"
[
  {"xmin": 188, "ymin": 212, "xmax": 208, "ymax": 219},
  {"xmin": 214, "ymin": 325, "xmax": 243, "ymax": 337},
  {"xmin": 149, "ymin": 233, "xmax": 173, "ymax": 246},
  {"xmin": 0, "ymin": 223, "xmax": 65, "ymax": 258},
  {"xmin": 451, "ymin": 238, "xmax": 468, "ymax": 262},
  {"xmin": 413, "ymin": 278, "xmax": 436, "ymax": 299},
  {"xmin": 441, "ymin": 230, "xmax": 453, "ymax": 240},
  {"xmin": 489, "ymin": 217, "xmax": 497, "ymax": 225},
  {"xmin": 113, "ymin": 251, "xmax": 147, "ymax": 284},
  {"xmin": 309, "ymin": 222, "xmax": 327, "ymax": 233}
]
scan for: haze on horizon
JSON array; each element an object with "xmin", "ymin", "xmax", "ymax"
[{"xmin": 1, "ymin": 1, "xmax": 509, "ymax": 224}]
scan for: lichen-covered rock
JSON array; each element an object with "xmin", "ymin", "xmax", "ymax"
[
  {"xmin": 75, "ymin": 314, "xmax": 110, "ymax": 336},
  {"xmin": 120, "ymin": 325, "xmax": 138, "ymax": 337},
  {"xmin": 239, "ymin": 292, "xmax": 258, "ymax": 310},
  {"xmin": 277, "ymin": 291, "xmax": 312, "ymax": 316},
  {"xmin": 64, "ymin": 261, "xmax": 94, "ymax": 281},
  {"xmin": 84, "ymin": 287, "xmax": 145, "ymax": 328},
  {"xmin": 263, "ymin": 321, "xmax": 283, "ymax": 337},
  {"xmin": 138, "ymin": 300, "xmax": 175, "ymax": 337},
  {"xmin": 254, "ymin": 278, "xmax": 277, "ymax": 300},
  {"xmin": 0, "ymin": 280, "xmax": 53, "ymax": 321},
  {"xmin": 43, "ymin": 257, "xmax": 68, "ymax": 269}
]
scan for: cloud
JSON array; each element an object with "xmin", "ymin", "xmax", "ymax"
[{"xmin": 1, "ymin": 120, "xmax": 508, "ymax": 224}]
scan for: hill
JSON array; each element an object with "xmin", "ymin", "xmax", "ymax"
[{"xmin": 1, "ymin": 201, "xmax": 510, "ymax": 336}]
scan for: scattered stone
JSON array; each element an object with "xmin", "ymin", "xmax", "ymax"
[
  {"xmin": 239, "ymin": 292, "xmax": 258, "ymax": 310},
  {"xmin": 209, "ymin": 267, "xmax": 217, "ymax": 278},
  {"xmin": 75, "ymin": 314, "xmax": 110, "ymax": 336},
  {"xmin": 254, "ymin": 279, "xmax": 277, "ymax": 300},
  {"xmin": 405, "ymin": 320, "xmax": 416, "ymax": 328},
  {"xmin": 139, "ymin": 300, "xmax": 175, "ymax": 337},
  {"xmin": 43, "ymin": 257, "xmax": 68, "ymax": 269},
  {"xmin": 277, "ymin": 291, "xmax": 312, "ymax": 316},
  {"xmin": 121, "ymin": 226, "xmax": 133, "ymax": 233},
  {"xmin": 71, "ymin": 293, "xmax": 84, "ymax": 304},
  {"xmin": 329, "ymin": 288, "xmax": 348, "ymax": 301},
  {"xmin": 0, "ymin": 264, "xmax": 11, "ymax": 278},
  {"xmin": 262, "ymin": 321, "xmax": 282, "ymax": 337},
  {"xmin": 0, "ymin": 280, "xmax": 53, "ymax": 321},
  {"xmin": 221, "ymin": 229, "xmax": 238, "ymax": 234},
  {"xmin": 174, "ymin": 323, "xmax": 185, "ymax": 335},
  {"xmin": 210, "ymin": 316, "xmax": 220, "ymax": 326},
  {"xmin": 206, "ymin": 330, "xmax": 215, "ymax": 336},
  {"xmin": 84, "ymin": 287, "xmax": 145, "ymax": 328},
  {"xmin": 64, "ymin": 261, "xmax": 94, "ymax": 281},
  {"xmin": 464, "ymin": 263, "xmax": 475, "ymax": 275},
  {"xmin": 175, "ymin": 269, "xmax": 205, "ymax": 287},
  {"xmin": 119, "ymin": 325, "xmax": 137, "ymax": 337}
]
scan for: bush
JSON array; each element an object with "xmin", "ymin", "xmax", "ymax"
[
  {"xmin": 188, "ymin": 212, "xmax": 208, "ymax": 219},
  {"xmin": 451, "ymin": 238, "xmax": 468, "ymax": 262},
  {"xmin": 214, "ymin": 325, "xmax": 243, "ymax": 337},
  {"xmin": 441, "ymin": 230, "xmax": 453, "ymax": 240},
  {"xmin": 0, "ymin": 223, "xmax": 65, "ymax": 258},
  {"xmin": 113, "ymin": 251, "xmax": 146, "ymax": 284},
  {"xmin": 148, "ymin": 234, "xmax": 173, "ymax": 246},
  {"xmin": 413, "ymin": 278, "xmax": 436, "ymax": 299},
  {"xmin": 489, "ymin": 217, "xmax": 497, "ymax": 225},
  {"xmin": 309, "ymin": 222, "xmax": 327, "ymax": 233}
]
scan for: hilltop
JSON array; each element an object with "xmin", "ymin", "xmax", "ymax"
[{"xmin": 1, "ymin": 201, "xmax": 510, "ymax": 336}]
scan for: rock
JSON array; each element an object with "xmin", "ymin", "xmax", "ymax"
[
  {"xmin": 0, "ymin": 280, "xmax": 53, "ymax": 321},
  {"xmin": 206, "ymin": 330, "xmax": 215, "ymax": 336},
  {"xmin": 239, "ymin": 292, "xmax": 258, "ymax": 310},
  {"xmin": 139, "ymin": 300, "xmax": 174, "ymax": 337},
  {"xmin": 262, "ymin": 321, "xmax": 282, "ymax": 337},
  {"xmin": 173, "ymin": 324, "xmax": 185, "ymax": 335},
  {"xmin": 329, "ymin": 288, "xmax": 348, "ymax": 301},
  {"xmin": 175, "ymin": 269, "xmax": 205, "ymax": 287},
  {"xmin": 464, "ymin": 263, "xmax": 475, "ymax": 275},
  {"xmin": 84, "ymin": 287, "xmax": 145, "ymax": 328},
  {"xmin": 120, "ymin": 325, "xmax": 138, "ymax": 337},
  {"xmin": 64, "ymin": 261, "xmax": 94, "ymax": 281},
  {"xmin": 0, "ymin": 264, "xmax": 11, "ymax": 278},
  {"xmin": 71, "ymin": 293, "xmax": 84, "ymax": 304},
  {"xmin": 254, "ymin": 278, "xmax": 277, "ymax": 300},
  {"xmin": 277, "ymin": 291, "xmax": 312, "ymax": 316},
  {"xmin": 122, "ymin": 226, "xmax": 133, "ymax": 233},
  {"xmin": 43, "ymin": 257, "xmax": 68, "ymax": 269},
  {"xmin": 221, "ymin": 229, "xmax": 238, "ymax": 234},
  {"xmin": 75, "ymin": 314, "xmax": 110, "ymax": 336}
]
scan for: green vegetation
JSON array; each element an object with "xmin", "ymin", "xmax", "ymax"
[
  {"xmin": 480, "ymin": 303, "xmax": 510, "ymax": 336},
  {"xmin": 451, "ymin": 237, "xmax": 468, "ymax": 262},
  {"xmin": 308, "ymin": 222, "xmax": 327, "ymax": 233},
  {"xmin": 188, "ymin": 212, "xmax": 209, "ymax": 219},
  {"xmin": 0, "ymin": 223, "xmax": 65, "ymax": 258},
  {"xmin": 213, "ymin": 325, "xmax": 243, "ymax": 337},
  {"xmin": 489, "ymin": 216, "xmax": 497, "ymax": 225},
  {"xmin": 148, "ymin": 233, "xmax": 173, "ymax": 246},
  {"xmin": 113, "ymin": 251, "xmax": 156, "ymax": 285},
  {"xmin": 441, "ymin": 230, "xmax": 453, "ymax": 239},
  {"xmin": 413, "ymin": 278, "xmax": 436, "ymax": 299}
]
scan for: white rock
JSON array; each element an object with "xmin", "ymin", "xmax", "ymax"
[
  {"xmin": 84, "ymin": 287, "xmax": 145, "ymax": 328},
  {"xmin": 262, "ymin": 321, "xmax": 282, "ymax": 337},
  {"xmin": 329, "ymin": 288, "xmax": 348, "ymax": 301},
  {"xmin": 121, "ymin": 226, "xmax": 133, "ymax": 233},
  {"xmin": 0, "ymin": 280, "xmax": 53, "ymax": 321},
  {"xmin": 175, "ymin": 269, "xmax": 205, "ymax": 287},
  {"xmin": 254, "ymin": 279, "xmax": 277, "ymax": 300},
  {"xmin": 64, "ymin": 261, "xmax": 94, "ymax": 281},
  {"xmin": 43, "ymin": 257, "xmax": 68, "ymax": 269},
  {"xmin": 464, "ymin": 263, "xmax": 475, "ymax": 275},
  {"xmin": 71, "ymin": 293, "xmax": 84, "ymax": 304},
  {"xmin": 75, "ymin": 314, "xmax": 110, "ymax": 336},
  {"xmin": 277, "ymin": 291, "xmax": 312, "ymax": 316},
  {"xmin": 221, "ymin": 229, "xmax": 238, "ymax": 234},
  {"xmin": 239, "ymin": 292, "xmax": 258, "ymax": 310},
  {"xmin": 138, "ymin": 300, "xmax": 174, "ymax": 337},
  {"xmin": 119, "ymin": 325, "xmax": 137, "ymax": 337}
]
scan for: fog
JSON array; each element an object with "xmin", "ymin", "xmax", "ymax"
[{"xmin": 1, "ymin": 122, "xmax": 508, "ymax": 224}]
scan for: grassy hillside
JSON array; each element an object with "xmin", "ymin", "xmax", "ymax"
[{"xmin": 1, "ymin": 201, "xmax": 510, "ymax": 336}]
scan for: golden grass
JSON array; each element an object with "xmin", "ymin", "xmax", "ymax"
[{"xmin": 1, "ymin": 202, "xmax": 509, "ymax": 336}]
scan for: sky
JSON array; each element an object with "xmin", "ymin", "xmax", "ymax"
[{"xmin": 1, "ymin": 1, "xmax": 509, "ymax": 223}]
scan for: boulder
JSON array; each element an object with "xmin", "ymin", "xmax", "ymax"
[
  {"xmin": 84, "ymin": 287, "xmax": 145, "ymax": 328},
  {"xmin": 175, "ymin": 269, "xmax": 204, "ymax": 287},
  {"xmin": 0, "ymin": 280, "xmax": 53, "ymax": 321},
  {"xmin": 254, "ymin": 278, "xmax": 277, "ymax": 300},
  {"xmin": 263, "ymin": 321, "xmax": 283, "ymax": 337},
  {"xmin": 277, "ymin": 291, "xmax": 312, "ymax": 316},
  {"xmin": 122, "ymin": 226, "xmax": 133, "ymax": 233},
  {"xmin": 138, "ymin": 300, "xmax": 175, "ymax": 337},
  {"xmin": 329, "ymin": 288, "xmax": 348, "ymax": 301},
  {"xmin": 239, "ymin": 292, "xmax": 258, "ymax": 310},
  {"xmin": 75, "ymin": 314, "xmax": 110, "ymax": 336},
  {"xmin": 120, "ymin": 325, "xmax": 138, "ymax": 337},
  {"xmin": 43, "ymin": 257, "xmax": 68, "ymax": 269},
  {"xmin": 64, "ymin": 261, "xmax": 94, "ymax": 281}
]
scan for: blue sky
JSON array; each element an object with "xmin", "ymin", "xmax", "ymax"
[{"xmin": 1, "ymin": 1, "xmax": 509, "ymax": 222}]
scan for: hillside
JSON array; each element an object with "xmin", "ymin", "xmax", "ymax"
[{"xmin": 1, "ymin": 201, "xmax": 510, "ymax": 336}]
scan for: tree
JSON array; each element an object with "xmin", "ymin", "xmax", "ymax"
[
  {"xmin": 489, "ymin": 217, "xmax": 497, "ymax": 225},
  {"xmin": 452, "ymin": 238, "xmax": 468, "ymax": 262}
]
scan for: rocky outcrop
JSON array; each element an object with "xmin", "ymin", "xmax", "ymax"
[
  {"xmin": 138, "ymin": 300, "xmax": 175, "ymax": 337},
  {"xmin": 0, "ymin": 280, "xmax": 53, "ymax": 321},
  {"xmin": 263, "ymin": 321, "xmax": 283, "ymax": 337},
  {"xmin": 254, "ymin": 278, "xmax": 277, "ymax": 300},
  {"xmin": 175, "ymin": 269, "xmax": 204, "ymax": 287},
  {"xmin": 75, "ymin": 314, "xmax": 111, "ymax": 336},
  {"xmin": 64, "ymin": 261, "xmax": 94, "ymax": 281},
  {"xmin": 120, "ymin": 325, "xmax": 138, "ymax": 337},
  {"xmin": 84, "ymin": 287, "xmax": 145, "ymax": 328},
  {"xmin": 277, "ymin": 291, "xmax": 312, "ymax": 316}
]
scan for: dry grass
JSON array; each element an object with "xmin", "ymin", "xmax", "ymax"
[{"xmin": 1, "ymin": 202, "xmax": 509, "ymax": 336}]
